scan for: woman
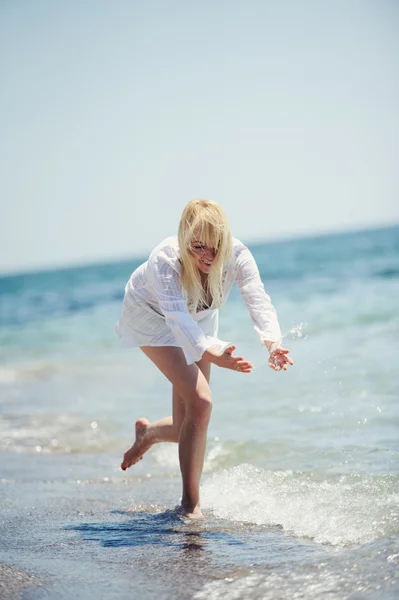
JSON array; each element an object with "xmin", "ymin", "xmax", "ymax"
[{"xmin": 116, "ymin": 199, "xmax": 293, "ymax": 519}]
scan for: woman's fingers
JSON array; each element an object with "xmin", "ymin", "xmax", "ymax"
[
  {"xmin": 220, "ymin": 346, "xmax": 254, "ymax": 373},
  {"xmin": 232, "ymin": 359, "xmax": 254, "ymax": 372},
  {"xmin": 269, "ymin": 347, "xmax": 294, "ymax": 371},
  {"xmin": 236, "ymin": 359, "xmax": 253, "ymax": 368},
  {"xmin": 274, "ymin": 348, "xmax": 294, "ymax": 364},
  {"xmin": 225, "ymin": 346, "xmax": 294, "ymax": 373},
  {"xmin": 268, "ymin": 357, "xmax": 293, "ymax": 371}
]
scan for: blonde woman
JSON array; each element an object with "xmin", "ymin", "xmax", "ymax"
[{"xmin": 117, "ymin": 199, "xmax": 293, "ymax": 519}]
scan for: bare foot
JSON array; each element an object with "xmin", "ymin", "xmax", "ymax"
[
  {"xmin": 177, "ymin": 503, "xmax": 204, "ymax": 520},
  {"xmin": 121, "ymin": 418, "xmax": 153, "ymax": 470},
  {"xmin": 182, "ymin": 509, "xmax": 204, "ymax": 520}
]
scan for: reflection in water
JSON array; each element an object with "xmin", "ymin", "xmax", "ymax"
[
  {"xmin": 66, "ymin": 509, "xmax": 244, "ymax": 554},
  {"xmin": 180, "ymin": 531, "xmax": 204, "ymax": 554}
]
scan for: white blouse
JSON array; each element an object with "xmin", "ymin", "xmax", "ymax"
[{"xmin": 116, "ymin": 236, "xmax": 282, "ymax": 365}]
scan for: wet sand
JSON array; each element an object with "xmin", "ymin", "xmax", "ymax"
[
  {"xmin": 0, "ymin": 565, "xmax": 41, "ymax": 600},
  {"xmin": 0, "ymin": 450, "xmax": 326, "ymax": 600},
  {"xmin": 1, "ymin": 447, "xmax": 398, "ymax": 600},
  {"xmin": 0, "ymin": 451, "xmax": 250, "ymax": 599}
]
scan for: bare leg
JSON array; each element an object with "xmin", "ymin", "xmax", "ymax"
[
  {"xmin": 144, "ymin": 355, "xmax": 211, "ymax": 443},
  {"xmin": 134, "ymin": 347, "xmax": 212, "ymax": 518},
  {"xmin": 176, "ymin": 356, "xmax": 211, "ymax": 516},
  {"xmin": 121, "ymin": 357, "xmax": 211, "ymax": 470}
]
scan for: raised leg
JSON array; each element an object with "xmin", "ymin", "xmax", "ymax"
[
  {"xmin": 149, "ymin": 355, "xmax": 211, "ymax": 442},
  {"xmin": 121, "ymin": 357, "xmax": 211, "ymax": 469}
]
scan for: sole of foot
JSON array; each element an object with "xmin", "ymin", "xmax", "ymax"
[{"xmin": 120, "ymin": 417, "xmax": 150, "ymax": 471}]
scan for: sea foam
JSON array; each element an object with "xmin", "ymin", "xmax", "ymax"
[{"xmin": 201, "ymin": 464, "xmax": 399, "ymax": 546}]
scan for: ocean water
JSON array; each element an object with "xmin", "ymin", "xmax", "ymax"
[{"xmin": 0, "ymin": 226, "xmax": 398, "ymax": 599}]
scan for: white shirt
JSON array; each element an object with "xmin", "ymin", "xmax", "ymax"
[{"xmin": 117, "ymin": 236, "xmax": 282, "ymax": 364}]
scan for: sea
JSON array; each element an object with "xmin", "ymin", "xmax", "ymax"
[{"xmin": 0, "ymin": 226, "xmax": 398, "ymax": 599}]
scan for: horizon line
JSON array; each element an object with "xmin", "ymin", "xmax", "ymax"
[{"xmin": 1, "ymin": 220, "xmax": 398, "ymax": 279}]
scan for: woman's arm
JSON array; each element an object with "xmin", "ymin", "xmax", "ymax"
[
  {"xmin": 233, "ymin": 243, "xmax": 293, "ymax": 371},
  {"xmin": 234, "ymin": 243, "xmax": 282, "ymax": 345}
]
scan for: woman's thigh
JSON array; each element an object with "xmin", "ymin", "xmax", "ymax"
[
  {"xmin": 172, "ymin": 355, "xmax": 211, "ymax": 429},
  {"xmin": 140, "ymin": 346, "xmax": 211, "ymax": 402},
  {"xmin": 196, "ymin": 356, "xmax": 211, "ymax": 384}
]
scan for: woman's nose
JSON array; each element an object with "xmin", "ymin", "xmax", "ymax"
[{"xmin": 204, "ymin": 247, "xmax": 215, "ymax": 260}]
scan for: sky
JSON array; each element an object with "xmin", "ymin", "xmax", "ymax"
[{"xmin": 1, "ymin": 0, "xmax": 398, "ymax": 274}]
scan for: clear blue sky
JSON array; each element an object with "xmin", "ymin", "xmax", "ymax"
[{"xmin": 1, "ymin": 0, "xmax": 398, "ymax": 274}]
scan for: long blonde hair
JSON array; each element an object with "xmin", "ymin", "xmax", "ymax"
[{"xmin": 178, "ymin": 199, "xmax": 233, "ymax": 313}]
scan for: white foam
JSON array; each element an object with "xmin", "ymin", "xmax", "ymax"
[
  {"xmin": 201, "ymin": 465, "xmax": 399, "ymax": 546},
  {"xmin": 0, "ymin": 413, "xmax": 112, "ymax": 454},
  {"xmin": 194, "ymin": 570, "xmax": 344, "ymax": 600},
  {"xmin": 0, "ymin": 363, "xmax": 56, "ymax": 384},
  {"xmin": 0, "ymin": 367, "xmax": 20, "ymax": 383}
]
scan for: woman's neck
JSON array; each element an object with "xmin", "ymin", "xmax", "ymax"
[{"xmin": 199, "ymin": 272, "xmax": 208, "ymax": 286}]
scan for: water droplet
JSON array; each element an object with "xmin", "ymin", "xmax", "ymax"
[{"xmin": 288, "ymin": 322, "xmax": 306, "ymax": 338}]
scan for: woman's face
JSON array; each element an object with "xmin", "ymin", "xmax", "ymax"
[{"xmin": 189, "ymin": 238, "xmax": 217, "ymax": 274}]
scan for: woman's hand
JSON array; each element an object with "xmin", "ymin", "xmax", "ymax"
[
  {"xmin": 205, "ymin": 345, "xmax": 254, "ymax": 373},
  {"xmin": 268, "ymin": 347, "xmax": 294, "ymax": 371}
]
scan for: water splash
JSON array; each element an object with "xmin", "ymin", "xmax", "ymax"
[
  {"xmin": 202, "ymin": 465, "xmax": 399, "ymax": 546},
  {"xmin": 284, "ymin": 322, "xmax": 307, "ymax": 339}
]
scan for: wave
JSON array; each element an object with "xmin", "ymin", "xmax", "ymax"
[
  {"xmin": 0, "ymin": 413, "xmax": 115, "ymax": 454},
  {"xmin": 374, "ymin": 267, "xmax": 399, "ymax": 279},
  {"xmin": 0, "ymin": 364, "xmax": 57, "ymax": 384},
  {"xmin": 0, "ymin": 357, "xmax": 132, "ymax": 386},
  {"xmin": 194, "ymin": 537, "xmax": 399, "ymax": 600},
  {"xmin": 201, "ymin": 465, "xmax": 399, "ymax": 547}
]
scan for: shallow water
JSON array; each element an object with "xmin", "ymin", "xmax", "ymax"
[{"xmin": 0, "ymin": 226, "xmax": 398, "ymax": 598}]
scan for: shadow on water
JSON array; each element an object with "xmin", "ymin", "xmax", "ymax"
[{"xmin": 65, "ymin": 509, "xmax": 245, "ymax": 553}]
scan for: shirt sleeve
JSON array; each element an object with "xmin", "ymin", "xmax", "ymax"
[
  {"xmin": 233, "ymin": 243, "xmax": 282, "ymax": 348},
  {"xmin": 149, "ymin": 253, "xmax": 208, "ymax": 365}
]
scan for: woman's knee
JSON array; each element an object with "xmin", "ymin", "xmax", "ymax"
[{"xmin": 186, "ymin": 391, "xmax": 213, "ymax": 424}]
